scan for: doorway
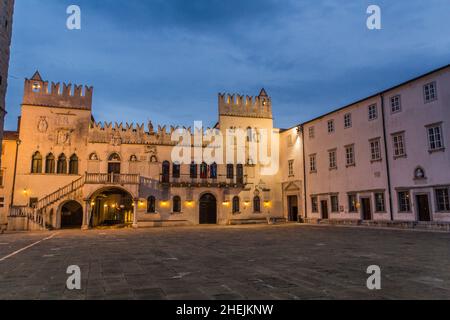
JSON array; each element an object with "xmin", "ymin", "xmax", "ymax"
[
  {"xmin": 287, "ymin": 195, "xmax": 299, "ymax": 222},
  {"xmin": 321, "ymin": 200, "xmax": 329, "ymax": 220},
  {"xmin": 361, "ymin": 198, "xmax": 372, "ymax": 221},
  {"xmin": 416, "ymin": 194, "xmax": 431, "ymax": 222},
  {"xmin": 199, "ymin": 193, "xmax": 217, "ymax": 224},
  {"xmin": 60, "ymin": 201, "xmax": 83, "ymax": 229}
]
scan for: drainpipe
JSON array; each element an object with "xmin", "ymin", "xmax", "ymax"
[
  {"xmin": 380, "ymin": 93, "xmax": 394, "ymax": 221},
  {"xmin": 300, "ymin": 125, "xmax": 308, "ymax": 221},
  {"xmin": 10, "ymin": 138, "xmax": 21, "ymax": 207}
]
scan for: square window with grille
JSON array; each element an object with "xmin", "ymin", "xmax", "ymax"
[
  {"xmin": 427, "ymin": 125, "xmax": 444, "ymax": 151},
  {"xmin": 436, "ymin": 188, "xmax": 450, "ymax": 212},
  {"xmin": 344, "ymin": 113, "xmax": 352, "ymax": 129},
  {"xmin": 391, "ymin": 95, "xmax": 402, "ymax": 113},
  {"xmin": 424, "ymin": 82, "xmax": 437, "ymax": 103},
  {"xmin": 327, "ymin": 120, "xmax": 335, "ymax": 134},
  {"xmin": 368, "ymin": 104, "xmax": 378, "ymax": 121},
  {"xmin": 370, "ymin": 139, "xmax": 382, "ymax": 161},
  {"xmin": 398, "ymin": 191, "xmax": 411, "ymax": 212},
  {"xmin": 392, "ymin": 133, "xmax": 406, "ymax": 158}
]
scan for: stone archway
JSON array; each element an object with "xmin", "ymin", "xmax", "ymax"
[
  {"xmin": 89, "ymin": 187, "xmax": 134, "ymax": 227},
  {"xmin": 60, "ymin": 201, "xmax": 83, "ymax": 229},
  {"xmin": 199, "ymin": 193, "xmax": 217, "ymax": 224}
]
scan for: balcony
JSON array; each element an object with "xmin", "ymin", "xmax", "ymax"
[
  {"xmin": 159, "ymin": 174, "xmax": 247, "ymax": 188},
  {"xmin": 85, "ymin": 173, "xmax": 140, "ymax": 185}
]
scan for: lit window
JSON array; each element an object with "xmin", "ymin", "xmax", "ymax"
[
  {"xmin": 368, "ymin": 104, "xmax": 378, "ymax": 121},
  {"xmin": 348, "ymin": 194, "xmax": 357, "ymax": 213},
  {"xmin": 424, "ymin": 82, "xmax": 437, "ymax": 103},
  {"xmin": 375, "ymin": 193, "xmax": 385, "ymax": 212},
  {"xmin": 398, "ymin": 191, "xmax": 411, "ymax": 212}
]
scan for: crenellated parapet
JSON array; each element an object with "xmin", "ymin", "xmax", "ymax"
[
  {"xmin": 22, "ymin": 71, "xmax": 93, "ymax": 110},
  {"xmin": 219, "ymin": 88, "xmax": 272, "ymax": 119},
  {"xmin": 89, "ymin": 120, "xmax": 211, "ymax": 146}
]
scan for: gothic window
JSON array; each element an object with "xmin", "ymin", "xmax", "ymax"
[
  {"xmin": 57, "ymin": 154, "xmax": 67, "ymax": 174},
  {"xmin": 210, "ymin": 163, "xmax": 218, "ymax": 179},
  {"xmin": 162, "ymin": 161, "xmax": 170, "ymax": 183},
  {"xmin": 232, "ymin": 196, "xmax": 240, "ymax": 214},
  {"xmin": 173, "ymin": 162, "xmax": 181, "ymax": 178},
  {"xmin": 253, "ymin": 196, "xmax": 261, "ymax": 213},
  {"xmin": 227, "ymin": 164, "xmax": 234, "ymax": 179},
  {"xmin": 173, "ymin": 196, "xmax": 181, "ymax": 213},
  {"xmin": 147, "ymin": 196, "xmax": 156, "ymax": 214},
  {"xmin": 69, "ymin": 154, "xmax": 79, "ymax": 175},
  {"xmin": 45, "ymin": 153, "xmax": 55, "ymax": 174},
  {"xmin": 31, "ymin": 152, "xmax": 43, "ymax": 174},
  {"xmin": 190, "ymin": 162, "xmax": 198, "ymax": 179},
  {"xmin": 200, "ymin": 162, "xmax": 208, "ymax": 179}
]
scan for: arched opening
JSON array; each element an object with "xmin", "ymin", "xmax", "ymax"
[
  {"xmin": 57, "ymin": 154, "xmax": 67, "ymax": 174},
  {"xmin": 45, "ymin": 153, "xmax": 55, "ymax": 174},
  {"xmin": 199, "ymin": 193, "xmax": 217, "ymax": 224},
  {"xmin": 60, "ymin": 201, "xmax": 83, "ymax": 229},
  {"xmin": 90, "ymin": 187, "xmax": 133, "ymax": 227},
  {"xmin": 31, "ymin": 152, "xmax": 43, "ymax": 174},
  {"xmin": 147, "ymin": 196, "xmax": 156, "ymax": 214},
  {"xmin": 162, "ymin": 161, "xmax": 170, "ymax": 183},
  {"xmin": 190, "ymin": 162, "xmax": 198, "ymax": 179},
  {"xmin": 173, "ymin": 196, "xmax": 182, "ymax": 213},
  {"xmin": 173, "ymin": 162, "xmax": 181, "ymax": 179},
  {"xmin": 108, "ymin": 153, "xmax": 121, "ymax": 174},
  {"xmin": 200, "ymin": 162, "xmax": 208, "ymax": 179},
  {"xmin": 210, "ymin": 163, "xmax": 218, "ymax": 179},
  {"xmin": 69, "ymin": 154, "xmax": 79, "ymax": 175}
]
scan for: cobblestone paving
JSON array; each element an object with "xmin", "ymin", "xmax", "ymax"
[{"xmin": 0, "ymin": 225, "xmax": 449, "ymax": 300}]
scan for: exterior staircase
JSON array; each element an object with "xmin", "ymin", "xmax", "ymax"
[{"xmin": 8, "ymin": 176, "xmax": 86, "ymax": 231}]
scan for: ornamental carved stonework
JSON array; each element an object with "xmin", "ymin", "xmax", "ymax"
[
  {"xmin": 37, "ymin": 117, "xmax": 48, "ymax": 133},
  {"xmin": 56, "ymin": 129, "xmax": 72, "ymax": 146}
]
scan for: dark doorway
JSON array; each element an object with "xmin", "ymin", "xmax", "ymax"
[
  {"xmin": 199, "ymin": 193, "xmax": 217, "ymax": 224},
  {"xmin": 90, "ymin": 188, "xmax": 133, "ymax": 227},
  {"xmin": 416, "ymin": 194, "xmax": 431, "ymax": 222},
  {"xmin": 321, "ymin": 200, "xmax": 328, "ymax": 220},
  {"xmin": 108, "ymin": 162, "xmax": 121, "ymax": 175},
  {"xmin": 288, "ymin": 196, "xmax": 299, "ymax": 222},
  {"xmin": 361, "ymin": 198, "xmax": 372, "ymax": 221},
  {"xmin": 162, "ymin": 161, "xmax": 170, "ymax": 183},
  {"xmin": 61, "ymin": 201, "xmax": 83, "ymax": 229}
]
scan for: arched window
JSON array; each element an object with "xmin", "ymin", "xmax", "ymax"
[
  {"xmin": 173, "ymin": 196, "xmax": 181, "ymax": 213},
  {"xmin": 147, "ymin": 196, "xmax": 156, "ymax": 214},
  {"xmin": 173, "ymin": 162, "xmax": 181, "ymax": 178},
  {"xmin": 69, "ymin": 154, "xmax": 79, "ymax": 175},
  {"xmin": 57, "ymin": 154, "xmax": 67, "ymax": 174},
  {"xmin": 200, "ymin": 162, "xmax": 208, "ymax": 179},
  {"xmin": 31, "ymin": 152, "xmax": 43, "ymax": 174},
  {"xmin": 227, "ymin": 164, "xmax": 234, "ymax": 179},
  {"xmin": 210, "ymin": 163, "xmax": 218, "ymax": 179},
  {"xmin": 45, "ymin": 153, "xmax": 55, "ymax": 174},
  {"xmin": 253, "ymin": 196, "xmax": 261, "ymax": 213},
  {"xmin": 233, "ymin": 196, "xmax": 240, "ymax": 214},
  {"xmin": 236, "ymin": 164, "xmax": 244, "ymax": 184},
  {"xmin": 162, "ymin": 161, "xmax": 170, "ymax": 183},
  {"xmin": 190, "ymin": 162, "xmax": 198, "ymax": 179}
]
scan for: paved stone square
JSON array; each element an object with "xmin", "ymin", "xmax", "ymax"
[{"xmin": 0, "ymin": 225, "xmax": 449, "ymax": 300}]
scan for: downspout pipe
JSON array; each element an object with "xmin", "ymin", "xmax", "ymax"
[{"xmin": 380, "ymin": 93, "xmax": 394, "ymax": 221}]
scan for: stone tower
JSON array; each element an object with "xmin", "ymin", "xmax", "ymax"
[{"xmin": 0, "ymin": 0, "xmax": 15, "ymax": 165}]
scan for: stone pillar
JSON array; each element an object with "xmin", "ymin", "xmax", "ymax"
[
  {"xmin": 82, "ymin": 200, "xmax": 90, "ymax": 230},
  {"xmin": 133, "ymin": 199, "xmax": 139, "ymax": 229}
]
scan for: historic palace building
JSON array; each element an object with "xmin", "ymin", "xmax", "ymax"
[
  {"xmin": 0, "ymin": 0, "xmax": 15, "ymax": 165},
  {"xmin": 0, "ymin": 64, "xmax": 449, "ymax": 231}
]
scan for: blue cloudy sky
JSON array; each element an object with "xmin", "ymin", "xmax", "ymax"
[{"xmin": 5, "ymin": 0, "xmax": 450, "ymax": 130}]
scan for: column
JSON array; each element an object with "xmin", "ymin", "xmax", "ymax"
[
  {"xmin": 132, "ymin": 199, "xmax": 139, "ymax": 229},
  {"xmin": 82, "ymin": 200, "xmax": 90, "ymax": 230}
]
